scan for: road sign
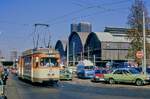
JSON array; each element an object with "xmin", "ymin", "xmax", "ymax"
[{"xmin": 136, "ymin": 51, "xmax": 143, "ymax": 58}]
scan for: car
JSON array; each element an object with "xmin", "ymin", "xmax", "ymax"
[
  {"xmin": 104, "ymin": 68, "xmax": 150, "ymax": 86},
  {"xmin": 91, "ymin": 69, "xmax": 107, "ymax": 82},
  {"xmin": 76, "ymin": 65, "xmax": 96, "ymax": 79},
  {"xmin": 132, "ymin": 67, "xmax": 150, "ymax": 74},
  {"xmin": 68, "ymin": 66, "xmax": 77, "ymax": 74},
  {"xmin": 76, "ymin": 60, "xmax": 96, "ymax": 79},
  {"xmin": 60, "ymin": 69, "xmax": 72, "ymax": 80}
]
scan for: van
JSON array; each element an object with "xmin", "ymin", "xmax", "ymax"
[{"xmin": 76, "ymin": 64, "xmax": 95, "ymax": 79}]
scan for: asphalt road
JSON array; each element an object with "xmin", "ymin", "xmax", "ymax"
[{"xmin": 5, "ymin": 75, "xmax": 150, "ymax": 99}]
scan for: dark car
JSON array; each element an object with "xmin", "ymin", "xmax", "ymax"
[
  {"xmin": 133, "ymin": 67, "xmax": 150, "ymax": 74},
  {"xmin": 91, "ymin": 69, "xmax": 107, "ymax": 82}
]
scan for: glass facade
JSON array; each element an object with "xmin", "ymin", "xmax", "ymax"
[
  {"xmin": 84, "ymin": 33, "xmax": 101, "ymax": 66},
  {"xmin": 55, "ymin": 40, "xmax": 66, "ymax": 58},
  {"xmin": 69, "ymin": 32, "xmax": 83, "ymax": 63}
]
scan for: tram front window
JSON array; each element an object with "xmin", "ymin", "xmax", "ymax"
[{"xmin": 40, "ymin": 57, "xmax": 58, "ymax": 67}]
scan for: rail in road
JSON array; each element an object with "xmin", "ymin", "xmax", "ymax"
[
  {"xmin": 5, "ymin": 74, "xmax": 150, "ymax": 99},
  {"xmin": 64, "ymin": 78, "xmax": 150, "ymax": 89}
]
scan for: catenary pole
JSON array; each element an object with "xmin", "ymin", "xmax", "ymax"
[{"xmin": 143, "ymin": 11, "xmax": 146, "ymax": 75}]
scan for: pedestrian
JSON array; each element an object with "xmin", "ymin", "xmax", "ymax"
[
  {"xmin": 0, "ymin": 64, "xmax": 4, "ymax": 79},
  {"xmin": 2, "ymin": 68, "xmax": 8, "ymax": 85}
]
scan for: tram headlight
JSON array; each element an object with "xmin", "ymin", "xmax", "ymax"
[{"xmin": 35, "ymin": 57, "xmax": 39, "ymax": 62}]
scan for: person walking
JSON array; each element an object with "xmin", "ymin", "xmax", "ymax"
[
  {"xmin": 0, "ymin": 64, "xmax": 4, "ymax": 79},
  {"xmin": 2, "ymin": 68, "xmax": 8, "ymax": 85}
]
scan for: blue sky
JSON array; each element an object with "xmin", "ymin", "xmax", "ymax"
[{"xmin": 0, "ymin": 0, "xmax": 150, "ymax": 59}]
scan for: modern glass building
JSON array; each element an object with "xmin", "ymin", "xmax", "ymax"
[
  {"xmin": 55, "ymin": 40, "xmax": 67, "ymax": 59},
  {"xmin": 71, "ymin": 23, "xmax": 78, "ymax": 32},
  {"xmin": 78, "ymin": 22, "xmax": 92, "ymax": 32},
  {"xmin": 71, "ymin": 22, "xmax": 92, "ymax": 33},
  {"xmin": 68, "ymin": 32, "xmax": 89, "ymax": 65}
]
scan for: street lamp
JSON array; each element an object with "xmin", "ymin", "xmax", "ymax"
[
  {"xmin": 143, "ymin": 11, "xmax": 146, "ymax": 74},
  {"xmin": 73, "ymin": 42, "xmax": 75, "ymax": 66}
]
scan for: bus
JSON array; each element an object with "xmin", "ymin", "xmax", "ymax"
[{"xmin": 18, "ymin": 48, "xmax": 60, "ymax": 84}]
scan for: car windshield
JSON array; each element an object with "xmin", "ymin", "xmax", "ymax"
[
  {"xmin": 84, "ymin": 66, "xmax": 94, "ymax": 70},
  {"xmin": 129, "ymin": 68, "xmax": 140, "ymax": 74},
  {"xmin": 95, "ymin": 70, "xmax": 101, "ymax": 74},
  {"xmin": 96, "ymin": 70, "xmax": 107, "ymax": 74}
]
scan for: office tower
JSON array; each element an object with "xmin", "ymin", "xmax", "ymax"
[
  {"xmin": 71, "ymin": 21, "xmax": 92, "ymax": 33},
  {"xmin": 71, "ymin": 23, "xmax": 78, "ymax": 32},
  {"xmin": 78, "ymin": 22, "xmax": 92, "ymax": 32}
]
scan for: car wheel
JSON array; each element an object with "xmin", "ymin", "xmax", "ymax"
[
  {"xmin": 77, "ymin": 73, "xmax": 82, "ymax": 78},
  {"xmin": 135, "ymin": 79, "xmax": 143, "ymax": 86},
  {"xmin": 109, "ymin": 78, "xmax": 115, "ymax": 84}
]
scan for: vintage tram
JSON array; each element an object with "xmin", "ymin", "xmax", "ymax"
[{"xmin": 18, "ymin": 48, "xmax": 60, "ymax": 83}]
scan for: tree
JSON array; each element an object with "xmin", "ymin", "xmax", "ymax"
[{"xmin": 127, "ymin": 0, "xmax": 150, "ymax": 65}]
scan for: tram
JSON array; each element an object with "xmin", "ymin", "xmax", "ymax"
[{"xmin": 18, "ymin": 48, "xmax": 60, "ymax": 83}]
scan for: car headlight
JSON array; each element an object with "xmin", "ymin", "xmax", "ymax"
[
  {"xmin": 145, "ymin": 77, "xmax": 150, "ymax": 80},
  {"xmin": 95, "ymin": 76, "xmax": 99, "ymax": 78}
]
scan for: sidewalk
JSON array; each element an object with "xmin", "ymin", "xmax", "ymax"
[{"xmin": 5, "ymin": 74, "xmax": 20, "ymax": 99}]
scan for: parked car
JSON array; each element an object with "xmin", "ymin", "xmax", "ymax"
[
  {"xmin": 76, "ymin": 59, "xmax": 96, "ymax": 79},
  {"xmin": 104, "ymin": 68, "xmax": 150, "ymax": 86},
  {"xmin": 132, "ymin": 67, "xmax": 150, "ymax": 74},
  {"xmin": 60, "ymin": 69, "xmax": 72, "ymax": 80},
  {"xmin": 68, "ymin": 66, "xmax": 77, "ymax": 74},
  {"xmin": 76, "ymin": 65, "xmax": 95, "ymax": 79},
  {"xmin": 91, "ymin": 69, "xmax": 108, "ymax": 82}
]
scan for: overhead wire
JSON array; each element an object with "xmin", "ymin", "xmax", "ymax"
[
  {"xmin": 0, "ymin": 0, "xmax": 132, "ymax": 27},
  {"xmin": 50, "ymin": 0, "xmax": 131, "ymax": 25},
  {"xmin": 43, "ymin": 0, "xmax": 132, "ymax": 24},
  {"xmin": 48, "ymin": 0, "xmax": 132, "ymax": 26},
  {"xmin": 49, "ymin": 6, "xmax": 129, "ymax": 27},
  {"xmin": 0, "ymin": 0, "xmax": 134, "ymax": 47}
]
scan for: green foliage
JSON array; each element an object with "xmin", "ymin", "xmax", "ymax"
[{"xmin": 127, "ymin": 0, "xmax": 150, "ymax": 65}]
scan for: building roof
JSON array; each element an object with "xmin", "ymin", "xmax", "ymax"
[
  {"xmin": 76, "ymin": 32, "xmax": 90, "ymax": 45},
  {"xmin": 69, "ymin": 32, "xmax": 90, "ymax": 46},
  {"xmin": 94, "ymin": 32, "xmax": 130, "ymax": 43},
  {"xmin": 93, "ymin": 32, "xmax": 113, "ymax": 42},
  {"xmin": 55, "ymin": 40, "xmax": 67, "ymax": 51},
  {"xmin": 60, "ymin": 40, "xmax": 67, "ymax": 50},
  {"xmin": 104, "ymin": 27, "xmax": 128, "ymax": 34}
]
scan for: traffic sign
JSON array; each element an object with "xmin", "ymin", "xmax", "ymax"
[{"xmin": 136, "ymin": 51, "xmax": 143, "ymax": 58}]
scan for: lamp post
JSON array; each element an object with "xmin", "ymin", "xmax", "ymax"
[
  {"xmin": 88, "ymin": 46, "xmax": 90, "ymax": 60},
  {"xmin": 93, "ymin": 55, "xmax": 95, "ymax": 66},
  {"xmin": 143, "ymin": 11, "xmax": 146, "ymax": 75},
  {"xmin": 67, "ymin": 37, "xmax": 69, "ymax": 67},
  {"xmin": 73, "ymin": 42, "xmax": 75, "ymax": 66}
]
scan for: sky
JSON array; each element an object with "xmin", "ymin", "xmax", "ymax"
[{"xmin": 0, "ymin": 0, "xmax": 150, "ymax": 59}]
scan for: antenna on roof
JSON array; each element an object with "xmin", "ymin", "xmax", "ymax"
[{"xmin": 33, "ymin": 23, "xmax": 50, "ymax": 48}]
